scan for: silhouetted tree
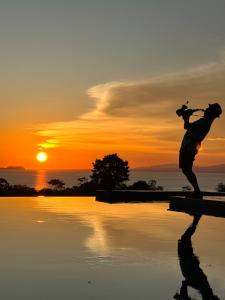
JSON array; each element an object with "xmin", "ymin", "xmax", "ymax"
[
  {"xmin": 128, "ymin": 180, "xmax": 150, "ymax": 190},
  {"xmin": 90, "ymin": 153, "xmax": 129, "ymax": 190},
  {"xmin": 48, "ymin": 179, "xmax": 65, "ymax": 190}
]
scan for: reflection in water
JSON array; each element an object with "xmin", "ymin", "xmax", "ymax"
[
  {"xmin": 85, "ymin": 215, "xmax": 110, "ymax": 257},
  {"xmin": 34, "ymin": 198, "xmax": 180, "ymax": 258},
  {"xmin": 174, "ymin": 215, "xmax": 220, "ymax": 300},
  {"xmin": 0, "ymin": 198, "xmax": 224, "ymax": 299},
  {"xmin": 35, "ymin": 169, "xmax": 46, "ymax": 190}
]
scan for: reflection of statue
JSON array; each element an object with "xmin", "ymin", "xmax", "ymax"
[
  {"xmin": 174, "ymin": 215, "xmax": 220, "ymax": 300},
  {"xmin": 178, "ymin": 103, "xmax": 222, "ymax": 198}
]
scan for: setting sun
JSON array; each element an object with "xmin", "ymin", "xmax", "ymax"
[{"xmin": 36, "ymin": 151, "xmax": 48, "ymax": 163}]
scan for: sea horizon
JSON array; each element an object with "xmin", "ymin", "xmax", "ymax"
[
  {"xmin": 1, "ymin": 168, "xmax": 225, "ymax": 192},
  {"xmin": 2, "ymin": 162, "xmax": 225, "ymax": 172}
]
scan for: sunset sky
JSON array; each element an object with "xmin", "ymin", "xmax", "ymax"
[{"xmin": 1, "ymin": 0, "xmax": 225, "ymax": 169}]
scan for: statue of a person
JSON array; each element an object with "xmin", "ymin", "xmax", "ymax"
[{"xmin": 179, "ymin": 103, "xmax": 222, "ymax": 198}]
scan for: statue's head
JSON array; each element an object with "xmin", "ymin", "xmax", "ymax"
[{"xmin": 204, "ymin": 103, "xmax": 222, "ymax": 119}]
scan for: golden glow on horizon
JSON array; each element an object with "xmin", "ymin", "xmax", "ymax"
[
  {"xmin": 1, "ymin": 102, "xmax": 224, "ymax": 169},
  {"xmin": 36, "ymin": 151, "xmax": 48, "ymax": 163}
]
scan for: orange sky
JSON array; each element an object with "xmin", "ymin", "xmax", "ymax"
[
  {"xmin": 1, "ymin": 2, "xmax": 225, "ymax": 169},
  {"xmin": 1, "ymin": 107, "xmax": 224, "ymax": 170}
]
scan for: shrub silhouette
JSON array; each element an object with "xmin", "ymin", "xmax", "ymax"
[
  {"xmin": 0, "ymin": 178, "xmax": 9, "ymax": 190},
  {"xmin": 128, "ymin": 180, "xmax": 163, "ymax": 190},
  {"xmin": 182, "ymin": 185, "xmax": 192, "ymax": 191},
  {"xmin": 216, "ymin": 182, "xmax": 225, "ymax": 192},
  {"xmin": 0, "ymin": 178, "xmax": 37, "ymax": 196}
]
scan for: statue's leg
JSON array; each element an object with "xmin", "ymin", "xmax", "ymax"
[
  {"xmin": 180, "ymin": 147, "xmax": 202, "ymax": 197},
  {"xmin": 182, "ymin": 167, "xmax": 202, "ymax": 197}
]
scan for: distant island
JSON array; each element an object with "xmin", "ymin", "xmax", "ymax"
[
  {"xmin": 0, "ymin": 166, "xmax": 25, "ymax": 170},
  {"xmin": 133, "ymin": 163, "xmax": 225, "ymax": 173}
]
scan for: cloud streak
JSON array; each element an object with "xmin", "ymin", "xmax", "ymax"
[
  {"xmin": 85, "ymin": 59, "xmax": 225, "ymax": 121},
  {"xmin": 34, "ymin": 55, "xmax": 225, "ymax": 166}
]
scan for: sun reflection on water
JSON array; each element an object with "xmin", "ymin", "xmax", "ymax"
[
  {"xmin": 35, "ymin": 169, "xmax": 47, "ymax": 191},
  {"xmin": 33, "ymin": 197, "xmax": 185, "ymax": 258}
]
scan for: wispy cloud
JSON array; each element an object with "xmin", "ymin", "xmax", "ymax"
[
  {"xmin": 84, "ymin": 59, "xmax": 224, "ymax": 121},
  {"xmin": 33, "ymin": 55, "xmax": 225, "ymax": 164},
  {"xmin": 34, "ymin": 117, "xmax": 179, "ymax": 153}
]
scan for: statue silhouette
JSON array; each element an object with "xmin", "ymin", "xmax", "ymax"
[
  {"xmin": 179, "ymin": 103, "xmax": 222, "ymax": 198},
  {"xmin": 174, "ymin": 215, "xmax": 220, "ymax": 300}
]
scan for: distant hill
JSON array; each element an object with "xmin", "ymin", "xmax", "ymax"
[
  {"xmin": 133, "ymin": 163, "xmax": 225, "ymax": 173},
  {"xmin": 133, "ymin": 164, "xmax": 178, "ymax": 172},
  {"xmin": 197, "ymin": 164, "xmax": 225, "ymax": 173}
]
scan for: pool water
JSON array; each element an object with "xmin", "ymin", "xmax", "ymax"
[{"xmin": 0, "ymin": 197, "xmax": 224, "ymax": 300}]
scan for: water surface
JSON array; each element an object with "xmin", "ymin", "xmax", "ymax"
[
  {"xmin": 0, "ymin": 197, "xmax": 224, "ymax": 299},
  {"xmin": 0, "ymin": 169, "xmax": 224, "ymax": 191}
]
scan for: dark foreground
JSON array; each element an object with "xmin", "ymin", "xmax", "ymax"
[{"xmin": 96, "ymin": 190, "xmax": 225, "ymax": 202}]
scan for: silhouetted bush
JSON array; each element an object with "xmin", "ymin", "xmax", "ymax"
[
  {"xmin": 148, "ymin": 180, "xmax": 163, "ymax": 191},
  {"xmin": 38, "ymin": 182, "xmax": 96, "ymax": 196},
  {"xmin": 182, "ymin": 185, "xmax": 192, "ymax": 192},
  {"xmin": 10, "ymin": 185, "xmax": 37, "ymax": 196},
  {"xmin": 39, "ymin": 187, "xmax": 75, "ymax": 196},
  {"xmin": 0, "ymin": 180, "xmax": 37, "ymax": 196},
  {"xmin": 72, "ymin": 180, "xmax": 97, "ymax": 195},
  {"xmin": 127, "ymin": 180, "xmax": 163, "ymax": 190},
  {"xmin": 0, "ymin": 178, "xmax": 9, "ymax": 189},
  {"xmin": 216, "ymin": 182, "xmax": 225, "ymax": 192}
]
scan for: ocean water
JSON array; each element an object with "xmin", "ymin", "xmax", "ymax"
[
  {"xmin": 0, "ymin": 197, "xmax": 224, "ymax": 300},
  {"xmin": 0, "ymin": 169, "xmax": 225, "ymax": 191}
]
